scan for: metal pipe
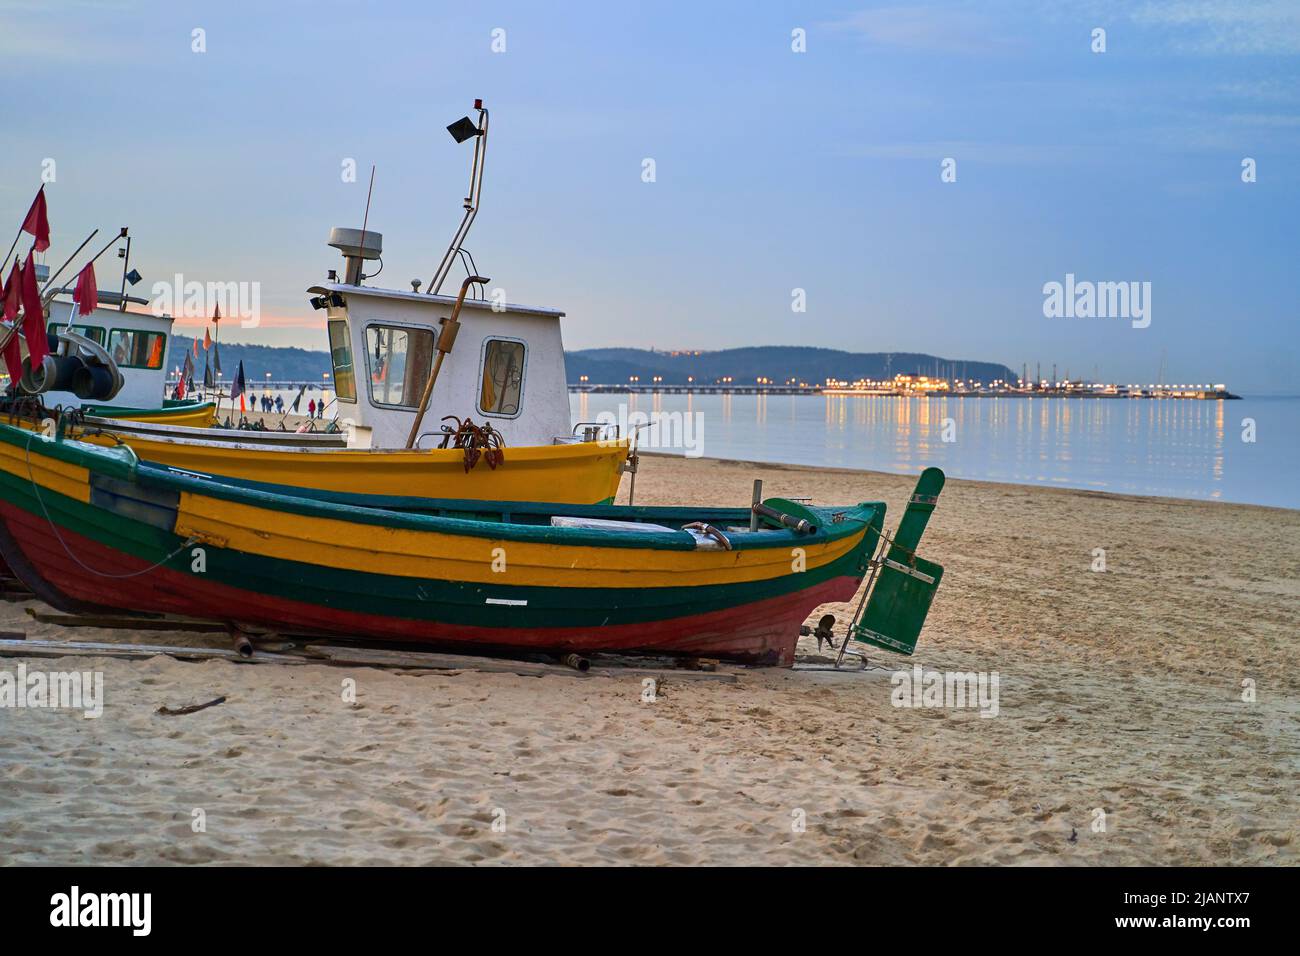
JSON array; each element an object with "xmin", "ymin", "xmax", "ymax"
[
  {"xmin": 117, "ymin": 234, "xmax": 131, "ymax": 311},
  {"xmin": 429, "ymin": 103, "xmax": 488, "ymax": 295},
  {"xmin": 41, "ymin": 227, "xmax": 128, "ymax": 304},
  {"xmin": 404, "ymin": 275, "xmax": 488, "ymax": 448},
  {"xmin": 36, "ymin": 228, "xmax": 98, "ymax": 300},
  {"xmin": 752, "ymin": 501, "xmax": 816, "ymax": 534},
  {"xmin": 559, "ymin": 653, "xmax": 590, "ymax": 672}
]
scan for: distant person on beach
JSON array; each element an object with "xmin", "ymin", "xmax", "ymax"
[
  {"xmin": 276, "ymin": 395, "xmax": 284, "ymax": 414},
  {"xmin": 308, "ymin": 399, "xmax": 316, "ymax": 418}
]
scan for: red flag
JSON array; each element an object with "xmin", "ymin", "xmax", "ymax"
[
  {"xmin": 204, "ymin": 327, "xmax": 212, "ymax": 350},
  {"xmin": 73, "ymin": 261, "xmax": 97, "ymax": 316},
  {"xmin": 20, "ymin": 251, "xmax": 48, "ymax": 369},
  {"xmin": 1, "ymin": 261, "xmax": 18, "ymax": 323},
  {"xmin": 1, "ymin": 262, "xmax": 21, "ymax": 380},
  {"xmin": 193, "ymin": 338, "xmax": 198, "ymax": 357},
  {"xmin": 20, "ymin": 187, "xmax": 50, "ymax": 253}
]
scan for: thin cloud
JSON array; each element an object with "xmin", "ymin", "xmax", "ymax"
[
  {"xmin": 822, "ymin": 5, "xmax": 1019, "ymax": 54},
  {"xmin": 1130, "ymin": 0, "xmax": 1300, "ymax": 55}
]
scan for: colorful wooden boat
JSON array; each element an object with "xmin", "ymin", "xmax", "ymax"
[
  {"xmin": 78, "ymin": 401, "xmax": 218, "ymax": 428},
  {"xmin": 0, "ymin": 406, "xmax": 628, "ymax": 504},
  {"xmin": 0, "ymin": 422, "xmax": 946, "ymax": 665}
]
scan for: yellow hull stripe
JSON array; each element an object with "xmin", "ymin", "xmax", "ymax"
[
  {"xmin": 175, "ymin": 492, "xmax": 862, "ymax": 588},
  {"xmin": 66, "ymin": 429, "xmax": 628, "ymax": 502}
]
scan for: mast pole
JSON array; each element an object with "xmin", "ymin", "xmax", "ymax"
[{"xmin": 428, "ymin": 100, "xmax": 488, "ymax": 295}]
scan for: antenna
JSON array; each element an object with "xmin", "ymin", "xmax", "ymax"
[
  {"xmin": 428, "ymin": 99, "xmax": 488, "ymax": 295},
  {"xmin": 355, "ymin": 165, "xmax": 376, "ymax": 284}
]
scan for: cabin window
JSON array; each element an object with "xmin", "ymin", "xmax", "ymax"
[
  {"xmin": 328, "ymin": 319, "xmax": 356, "ymax": 402},
  {"xmin": 478, "ymin": 338, "xmax": 525, "ymax": 418},
  {"xmin": 108, "ymin": 329, "xmax": 166, "ymax": 369},
  {"xmin": 364, "ymin": 324, "xmax": 436, "ymax": 408},
  {"xmin": 47, "ymin": 323, "xmax": 106, "ymax": 346}
]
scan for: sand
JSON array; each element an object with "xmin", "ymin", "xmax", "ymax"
[{"xmin": 1, "ymin": 455, "xmax": 1296, "ymax": 865}]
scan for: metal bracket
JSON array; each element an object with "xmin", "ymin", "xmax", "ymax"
[{"xmin": 882, "ymin": 558, "xmax": 936, "ymax": 584}]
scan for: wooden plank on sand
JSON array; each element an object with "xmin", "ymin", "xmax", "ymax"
[
  {"xmin": 303, "ymin": 644, "xmax": 738, "ymax": 682},
  {"xmin": 0, "ymin": 639, "xmax": 309, "ymax": 665},
  {"xmin": 25, "ymin": 609, "xmax": 230, "ymax": 633}
]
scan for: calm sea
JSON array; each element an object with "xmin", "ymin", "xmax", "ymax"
[{"xmin": 570, "ymin": 392, "xmax": 1300, "ymax": 511}]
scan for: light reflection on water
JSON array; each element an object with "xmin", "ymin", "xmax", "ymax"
[{"xmin": 571, "ymin": 392, "xmax": 1297, "ymax": 510}]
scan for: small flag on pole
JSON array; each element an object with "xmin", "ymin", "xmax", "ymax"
[
  {"xmin": 204, "ymin": 327, "xmax": 211, "ymax": 350},
  {"xmin": 1, "ymin": 262, "xmax": 22, "ymax": 379},
  {"xmin": 20, "ymin": 251, "xmax": 48, "ymax": 369},
  {"xmin": 203, "ymin": 350, "xmax": 214, "ymax": 389},
  {"xmin": 178, "ymin": 350, "xmax": 194, "ymax": 400},
  {"xmin": 20, "ymin": 186, "xmax": 50, "ymax": 253},
  {"xmin": 230, "ymin": 359, "xmax": 246, "ymax": 413},
  {"xmin": 73, "ymin": 261, "xmax": 97, "ymax": 315}
]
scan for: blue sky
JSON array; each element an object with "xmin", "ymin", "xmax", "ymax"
[{"xmin": 2, "ymin": 1, "xmax": 1297, "ymax": 390}]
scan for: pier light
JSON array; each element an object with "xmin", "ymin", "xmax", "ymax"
[
  {"xmin": 579, "ymin": 374, "xmax": 588, "ymax": 383},
  {"xmin": 687, "ymin": 376, "xmax": 693, "ymax": 383}
]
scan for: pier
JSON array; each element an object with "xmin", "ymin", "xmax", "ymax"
[{"xmin": 570, "ymin": 376, "xmax": 1239, "ymax": 400}]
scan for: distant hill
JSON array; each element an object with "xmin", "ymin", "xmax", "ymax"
[
  {"xmin": 161, "ymin": 340, "xmax": 1015, "ymax": 388},
  {"xmin": 166, "ymin": 337, "xmax": 331, "ymax": 382},
  {"xmin": 566, "ymin": 347, "xmax": 1016, "ymax": 386}
]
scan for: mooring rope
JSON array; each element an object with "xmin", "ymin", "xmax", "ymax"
[{"xmin": 23, "ymin": 430, "xmax": 197, "ymax": 579}]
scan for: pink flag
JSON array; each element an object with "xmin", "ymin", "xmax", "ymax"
[
  {"xmin": 20, "ymin": 187, "xmax": 50, "ymax": 253},
  {"xmin": 20, "ymin": 250, "xmax": 48, "ymax": 369},
  {"xmin": 73, "ymin": 261, "xmax": 97, "ymax": 316}
]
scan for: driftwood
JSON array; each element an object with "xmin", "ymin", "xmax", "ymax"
[{"xmin": 157, "ymin": 696, "xmax": 227, "ymax": 717}]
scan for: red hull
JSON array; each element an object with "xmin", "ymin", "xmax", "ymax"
[{"xmin": 0, "ymin": 502, "xmax": 858, "ymax": 665}]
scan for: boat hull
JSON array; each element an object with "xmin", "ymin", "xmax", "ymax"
[
  {"xmin": 3, "ymin": 409, "xmax": 628, "ymax": 506},
  {"xmin": 0, "ymin": 426, "xmax": 881, "ymax": 665},
  {"xmin": 80, "ymin": 401, "xmax": 218, "ymax": 429}
]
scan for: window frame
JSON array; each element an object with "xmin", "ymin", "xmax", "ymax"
[
  {"xmin": 47, "ymin": 323, "xmax": 106, "ymax": 346},
  {"xmin": 476, "ymin": 336, "xmax": 527, "ymax": 420},
  {"xmin": 327, "ymin": 318, "xmax": 357, "ymax": 404},
  {"xmin": 361, "ymin": 321, "xmax": 438, "ymax": 411},
  {"xmin": 107, "ymin": 328, "xmax": 168, "ymax": 370}
]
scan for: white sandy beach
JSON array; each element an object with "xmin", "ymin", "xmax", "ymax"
[{"xmin": 1, "ymin": 456, "xmax": 1297, "ymax": 865}]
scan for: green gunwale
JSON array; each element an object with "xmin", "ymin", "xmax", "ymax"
[{"xmin": 81, "ymin": 400, "xmax": 216, "ymax": 419}]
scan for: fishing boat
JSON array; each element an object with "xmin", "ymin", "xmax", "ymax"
[
  {"xmin": 0, "ymin": 420, "xmax": 946, "ymax": 665},
  {"xmin": 2, "ymin": 100, "xmax": 631, "ymax": 505},
  {"xmin": 4, "ymin": 266, "xmax": 630, "ymax": 501},
  {"xmin": 39, "ymin": 294, "xmax": 217, "ymax": 428},
  {"xmin": 2, "ymin": 255, "xmax": 217, "ymax": 428}
]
